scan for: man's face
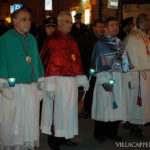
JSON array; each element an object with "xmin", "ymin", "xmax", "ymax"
[
  {"xmin": 59, "ymin": 15, "xmax": 72, "ymax": 34},
  {"xmin": 13, "ymin": 11, "xmax": 31, "ymax": 35},
  {"xmin": 45, "ymin": 26, "xmax": 56, "ymax": 36},
  {"xmin": 105, "ymin": 20, "xmax": 119, "ymax": 36},
  {"xmin": 93, "ymin": 22, "xmax": 105, "ymax": 37}
]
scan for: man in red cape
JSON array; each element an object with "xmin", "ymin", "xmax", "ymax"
[{"xmin": 40, "ymin": 11, "xmax": 89, "ymax": 150}]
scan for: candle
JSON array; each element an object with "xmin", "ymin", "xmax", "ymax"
[
  {"xmin": 8, "ymin": 78, "xmax": 16, "ymax": 87},
  {"xmin": 89, "ymin": 68, "xmax": 95, "ymax": 77},
  {"xmin": 108, "ymin": 79, "xmax": 115, "ymax": 87}
]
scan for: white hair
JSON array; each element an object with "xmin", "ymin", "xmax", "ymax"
[{"xmin": 57, "ymin": 11, "xmax": 71, "ymax": 22}]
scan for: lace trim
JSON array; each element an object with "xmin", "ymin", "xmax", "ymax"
[{"xmin": 0, "ymin": 140, "xmax": 39, "ymax": 150}]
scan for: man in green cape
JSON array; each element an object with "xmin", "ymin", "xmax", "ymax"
[{"xmin": 0, "ymin": 7, "xmax": 44, "ymax": 150}]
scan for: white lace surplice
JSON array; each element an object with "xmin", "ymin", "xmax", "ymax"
[{"xmin": 0, "ymin": 83, "xmax": 40, "ymax": 150}]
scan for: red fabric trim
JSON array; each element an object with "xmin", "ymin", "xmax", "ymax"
[{"xmin": 137, "ymin": 71, "xmax": 142, "ymax": 107}]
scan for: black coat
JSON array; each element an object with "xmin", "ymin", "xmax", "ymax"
[
  {"xmin": 118, "ymin": 28, "xmax": 127, "ymax": 41},
  {"xmin": 78, "ymin": 31, "xmax": 99, "ymax": 75},
  {"xmin": 71, "ymin": 23, "xmax": 88, "ymax": 44}
]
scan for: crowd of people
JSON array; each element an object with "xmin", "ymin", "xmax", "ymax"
[{"xmin": 0, "ymin": 6, "xmax": 150, "ymax": 150}]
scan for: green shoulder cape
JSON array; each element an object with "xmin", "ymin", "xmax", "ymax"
[{"xmin": 0, "ymin": 29, "xmax": 44, "ymax": 83}]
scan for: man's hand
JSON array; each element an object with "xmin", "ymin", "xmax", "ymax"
[
  {"xmin": 0, "ymin": 87, "xmax": 14, "ymax": 100},
  {"xmin": 46, "ymin": 91, "xmax": 56, "ymax": 100},
  {"xmin": 37, "ymin": 90, "xmax": 45, "ymax": 102},
  {"xmin": 76, "ymin": 75, "xmax": 89, "ymax": 91},
  {"xmin": 102, "ymin": 83, "xmax": 112, "ymax": 92}
]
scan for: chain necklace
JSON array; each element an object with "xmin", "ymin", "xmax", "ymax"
[
  {"xmin": 24, "ymin": 35, "xmax": 34, "ymax": 78},
  {"xmin": 14, "ymin": 29, "xmax": 34, "ymax": 78}
]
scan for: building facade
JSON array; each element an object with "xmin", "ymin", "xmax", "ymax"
[{"xmin": 0, "ymin": 0, "xmax": 150, "ymax": 26}]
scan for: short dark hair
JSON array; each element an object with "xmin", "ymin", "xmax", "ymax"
[
  {"xmin": 104, "ymin": 17, "xmax": 118, "ymax": 27},
  {"xmin": 136, "ymin": 13, "xmax": 147, "ymax": 27},
  {"xmin": 11, "ymin": 7, "xmax": 31, "ymax": 20},
  {"xmin": 121, "ymin": 17, "xmax": 133, "ymax": 28},
  {"xmin": 93, "ymin": 19, "xmax": 104, "ymax": 27}
]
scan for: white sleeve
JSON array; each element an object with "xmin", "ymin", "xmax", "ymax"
[
  {"xmin": 96, "ymin": 72, "xmax": 112, "ymax": 85},
  {"xmin": 0, "ymin": 78, "xmax": 8, "ymax": 88},
  {"xmin": 40, "ymin": 76, "xmax": 57, "ymax": 92},
  {"xmin": 76, "ymin": 75, "xmax": 89, "ymax": 91},
  {"xmin": 0, "ymin": 87, "xmax": 14, "ymax": 100},
  {"xmin": 0, "ymin": 79, "xmax": 14, "ymax": 100}
]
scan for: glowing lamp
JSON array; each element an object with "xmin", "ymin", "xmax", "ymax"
[
  {"xmin": 5, "ymin": 17, "xmax": 11, "ymax": 23},
  {"xmin": 89, "ymin": 68, "xmax": 95, "ymax": 76},
  {"xmin": 108, "ymin": 79, "xmax": 115, "ymax": 87},
  {"xmin": 8, "ymin": 78, "xmax": 16, "ymax": 87}
]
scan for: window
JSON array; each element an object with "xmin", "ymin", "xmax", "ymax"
[
  {"xmin": 85, "ymin": 8, "xmax": 90, "ymax": 24},
  {"xmin": 45, "ymin": 0, "xmax": 52, "ymax": 10},
  {"xmin": 107, "ymin": 0, "xmax": 119, "ymax": 9},
  {"xmin": 71, "ymin": 10, "xmax": 76, "ymax": 23},
  {"xmin": 84, "ymin": 5, "xmax": 91, "ymax": 25}
]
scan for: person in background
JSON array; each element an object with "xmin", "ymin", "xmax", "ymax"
[
  {"xmin": 147, "ymin": 29, "xmax": 150, "ymax": 39},
  {"xmin": 118, "ymin": 17, "xmax": 134, "ymax": 41},
  {"xmin": 0, "ymin": 7, "xmax": 44, "ymax": 150},
  {"xmin": 124, "ymin": 13, "xmax": 150, "ymax": 138},
  {"xmin": 78, "ymin": 20, "xmax": 105, "ymax": 118},
  {"xmin": 71, "ymin": 13, "xmax": 88, "ymax": 44},
  {"xmin": 146, "ymin": 15, "xmax": 150, "ymax": 40},
  {"xmin": 40, "ymin": 11, "xmax": 89, "ymax": 150},
  {"xmin": 37, "ymin": 17, "xmax": 57, "ymax": 52},
  {"xmin": 37, "ymin": 17, "xmax": 57, "ymax": 124}
]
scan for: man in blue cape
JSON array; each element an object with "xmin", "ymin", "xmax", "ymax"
[{"xmin": 91, "ymin": 17, "xmax": 133, "ymax": 142}]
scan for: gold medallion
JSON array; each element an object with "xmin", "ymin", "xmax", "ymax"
[
  {"xmin": 26, "ymin": 56, "xmax": 32, "ymax": 63},
  {"xmin": 71, "ymin": 54, "xmax": 76, "ymax": 61}
]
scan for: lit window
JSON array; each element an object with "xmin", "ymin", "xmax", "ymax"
[
  {"xmin": 10, "ymin": 5, "xmax": 14, "ymax": 14},
  {"xmin": 85, "ymin": 8, "xmax": 90, "ymax": 24},
  {"xmin": 107, "ymin": 0, "xmax": 119, "ymax": 9},
  {"xmin": 45, "ymin": 0, "xmax": 52, "ymax": 10},
  {"xmin": 110, "ymin": 1, "xmax": 118, "ymax": 6},
  {"xmin": 71, "ymin": 11, "xmax": 76, "ymax": 23},
  {"xmin": 5, "ymin": 17, "xmax": 11, "ymax": 23}
]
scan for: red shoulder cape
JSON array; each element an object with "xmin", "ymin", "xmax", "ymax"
[{"xmin": 40, "ymin": 29, "xmax": 84, "ymax": 77}]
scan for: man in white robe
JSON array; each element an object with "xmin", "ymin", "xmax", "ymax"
[
  {"xmin": 40, "ymin": 11, "xmax": 89, "ymax": 150},
  {"xmin": 124, "ymin": 13, "xmax": 150, "ymax": 137},
  {"xmin": 91, "ymin": 17, "xmax": 131, "ymax": 142},
  {"xmin": 0, "ymin": 7, "xmax": 44, "ymax": 150}
]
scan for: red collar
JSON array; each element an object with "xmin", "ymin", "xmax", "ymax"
[{"xmin": 55, "ymin": 29, "xmax": 72, "ymax": 40}]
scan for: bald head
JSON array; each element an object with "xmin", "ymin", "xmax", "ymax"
[
  {"xmin": 136, "ymin": 13, "xmax": 149, "ymax": 31},
  {"xmin": 57, "ymin": 11, "xmax": 72, "ymax": 34}
]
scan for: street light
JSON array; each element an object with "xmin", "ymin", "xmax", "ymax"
[{"xmin": 5, "ymin": 17, "xmax": 11, "ymax": 23}]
